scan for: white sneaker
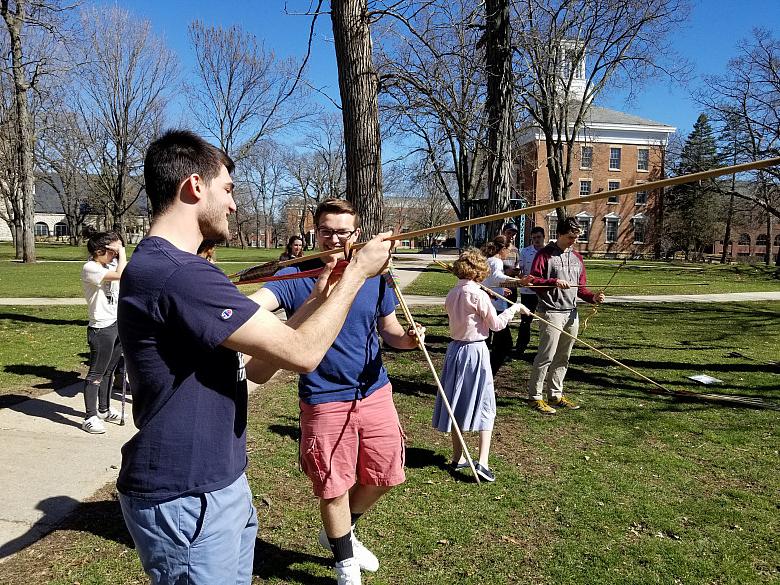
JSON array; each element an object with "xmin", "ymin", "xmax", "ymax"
[
  {"xmin": 82, "ymin": 416, "xmax": 106, "ymax": 434},
  {"xmin": 318, "ymin": 527, "xmax": 379, "ymax": 572},
  {"xmin": 97, "ymin": 407, "xmax": 126, "ymax": 424},
  {"xmin": 334, "ymin": 557, "xmax": 361, "ymax": 585}
]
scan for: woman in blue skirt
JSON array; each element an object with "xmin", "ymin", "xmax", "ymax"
[{"xmin": 432, "ymin": 249, "xmax": 531, "ymax": 482}]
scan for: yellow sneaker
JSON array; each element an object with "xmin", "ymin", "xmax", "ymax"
[
  {"xmin": 530, "ymin": 399, "xmax": 557, "ymax": 414},
  {"xmin": 549, "ymin": 395, "xmax": 580, "ymax": 410}
]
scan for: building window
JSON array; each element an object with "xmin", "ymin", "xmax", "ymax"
[
  {"xmin": 580, "ymin": 146, "xmax": 593, "ymax": 170},
  {"xmin": 637, "ymin": 149, "xmax": 649, "ymax": 171},
  {"xmin": 738, "ymin": 233, "xmax": 751, "ymax": 245},
  {"xmin": 579, "ymin": 180, "xmax": 592, "ymax": 197},
  {"xmin": 605, "ymin": 216, "xmax": 619, "ymax": 243},
  {"xmin": 775, "ymin": 234, "xmax": 780, "ymax": 247},
  {"xmin": 633, "ymin": 218, "xmax": 646, "ymax": 244},
  {"xmin": 756, "ymin": 234, "xmax": 768, "ymax": 247},
  {"xmin": 575, "ymin": 214, "xmax": 592, "ymax": 243},
  {"xmin": 34, "ymin": 222, "xmax": 50, "ymax": 237},
  {"xmin": 609, "ymin": 147, "xmax": 621, "ymax": 170},
  {"xmin": 54, "ymin": 222, "xmax": 69, "ymax": 237},
  {"xmin": 636, "ymin": 190, "xmax": 648, "ymax": 205},
  {"xmin": 608, "ymin": 180, "xmax": 620, "ymax": 203},
  {"xmin": 548, "ymin": 214, "xmax": 558, "ymax": 238}
]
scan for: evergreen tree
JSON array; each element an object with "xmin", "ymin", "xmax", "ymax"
[{"xmin": 665, "ymin": 113, "xmax": 723, "ymax": 259}]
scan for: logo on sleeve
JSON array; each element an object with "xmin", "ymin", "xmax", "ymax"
[{"xmin": 220, "ymin": 308, "xmax": 233, "ymax": 320}]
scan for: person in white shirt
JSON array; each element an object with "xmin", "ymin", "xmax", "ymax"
[
  {"xmin": 80, "ymin": 232, "xmax": 127, "ymax": 433},
  {"xmin": 481, "ymin": 235, "xmax": 530, "ymax": 374},
  {"xmin": 516, "ymin": 226, "xmax": 546, "ymax": 355}
]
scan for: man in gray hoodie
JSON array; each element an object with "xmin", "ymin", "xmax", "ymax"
[{"xmin": 526, "ymin": 218, "xmax": 605, "ymax": 414}]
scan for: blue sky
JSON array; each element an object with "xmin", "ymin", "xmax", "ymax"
[{"xmin": 122, "ymin": 0, "xmax": 779, "ymax": 138}]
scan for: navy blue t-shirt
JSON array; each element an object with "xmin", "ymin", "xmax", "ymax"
[
  {"xmin": 264, "ymin": 260, "xmax": 397, "ymax": 405},
  {"xmin": 116, "ymin": 237, "xmax": 259, "ymax": 499}
]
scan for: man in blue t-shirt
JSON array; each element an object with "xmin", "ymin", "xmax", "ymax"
[
  {"xmin": 117, "ymin": 131, "xmax": 393, "ymax": 585},
  {"xmin": 252, "ymin": 198, "xmax": 424, "ymax": 584}
]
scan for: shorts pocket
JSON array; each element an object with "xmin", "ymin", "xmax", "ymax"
[
  {"xmin": 179, "ymin": 493, "xmax": 208, "ymax": 546},
  {"xmin": 301, "ymin": 436, "xmax": 326, "ymax": 481}
]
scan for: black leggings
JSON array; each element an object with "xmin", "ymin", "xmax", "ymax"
[
  {"xmin": 83, "ymin": 324, "xmax": 122, "ymax": 418},
  {"xmin": 516, "ymin": 293, "xmax": 540, "ymax": 352}
]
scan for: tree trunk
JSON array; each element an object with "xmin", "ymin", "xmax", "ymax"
[
  {"xmin": 484, "ymin": 0, "xmax": 513, "ymax": 238},
  {"xmin": 765, "ymin": 213, "xmax": 771, "ymax": 266},
  {"xmin": 3, "ymin": 0, "xmax": 36, "ymax": 262},
  {"xmin": 331, "ymin": 0, "xmax": 384, "ymax": 239},
  {"xmin": 720, "ymin": 189, "xmax": 734, "ymax": 264}
]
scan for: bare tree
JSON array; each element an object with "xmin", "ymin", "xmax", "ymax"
[
  {"xmin": 36, "ymin": 106, "xmax": 90, "ymax": 244},
  {"xmin": 1, "ymin": 0, "xmax": 74, "ymax": 261},
  {"xmin": 331, "ymin": 0, "xmax": 384, "ymax": 238},
  {"xmin": 378, "ymin": 0, "xmax": 488, "ymax": 245},
  {"xmin": 512, "ymin": 0, "xmax": 689, "ymax": 220},
  {"xmin": 304, "ymin": 112, "xmax": 347, "ymax": 202},
  {"xmin": 0, "ymin": 68, "xmax": 21, "ymax": 248},
  {"xmin": 240, "ymin": 140, "xmax": 287, "ymax": 248},
  {"xmin": 702, "ymin": 29, "xmax": 780, "ymax": 222},
  {"xmin": 74, "ymin": 6, "xmax": 177, "ymax": 241},
  {"xmin": 186, "ymin": 20, "xmax": 310, "ymax": 161}
]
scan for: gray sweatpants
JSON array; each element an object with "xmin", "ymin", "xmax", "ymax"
[{"xmin": 527, "ymin": 308, "xmax": 579, "ymax": 401}]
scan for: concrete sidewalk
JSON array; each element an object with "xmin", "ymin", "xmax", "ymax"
[{"xmin": 0, "ymin": 382, "xmax": 136, "ymax": 561}]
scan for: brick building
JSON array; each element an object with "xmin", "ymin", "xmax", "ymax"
[{"xmin": 517, "ymin": 105, "xmax": 675, "ymax": 256}]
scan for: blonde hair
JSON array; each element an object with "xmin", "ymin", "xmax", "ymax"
[{"xmin": 452, "ymin": 248, "xmax": 489, "ymax": 282}]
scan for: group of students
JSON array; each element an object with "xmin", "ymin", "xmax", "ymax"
[
  {"xmin": 76, "ymin": 129, "xmax": 605, "ymax": 585},
  {"xmin": 433, "ymin": 217, "xmax": 605, "ymax": 481}
]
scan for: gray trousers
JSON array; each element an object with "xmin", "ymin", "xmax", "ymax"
[
  {"xmin": 527, "ymin": 308, "xmax": 579, "ymax": 401},
  {"xmin": 83, "ymin": 323, "xmax": 122, "ymax": 418}
]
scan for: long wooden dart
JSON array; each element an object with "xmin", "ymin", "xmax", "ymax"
[
  {"xmin": 433, "ymin": 261, "xmax": 779, "ymax": 410},
  {"xmin": 230, "ymin": 157, "xmax": 780, "ymax": 283},
  {"xmin": 384, "ymin": 264, "xmax": 482, "ymax": 484}
]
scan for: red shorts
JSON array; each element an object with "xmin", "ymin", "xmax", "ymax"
[{"xmin": 299, "ymin": 383, "xmax": 406, "ymax": 499}]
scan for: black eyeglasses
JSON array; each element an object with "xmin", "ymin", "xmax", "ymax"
[{"xmin": 316, "ymin": 227, "xmax": 358, "ymax": 240}]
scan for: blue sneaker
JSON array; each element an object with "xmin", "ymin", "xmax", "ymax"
[{"xmin": 474, "ymin": 463, "xmax": 496, "ymax": 482}]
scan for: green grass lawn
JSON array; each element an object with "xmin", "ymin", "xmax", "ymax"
[
  {"xmin": 1, "ymin": 301, "xmax": 778, "ymax": 584},
  {"xmin": 0, "ymin": 245, "xmax": 281, "ymax": 297},
  {"xmin": 0, "ymin": 305, "xmax": 88, "ymax": 403},
  {"xmin": 405, "ymin": 261, "xmax": 780, "ymax": 297}
]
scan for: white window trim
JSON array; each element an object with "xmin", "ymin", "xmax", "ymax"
[
  {"xmin": 637, "ymin": 148, "xmax": 650, "ymax": 172},
  {"xmin": 635, "ymin": 185, "xmax": 648, "ymax": 206},
  {"xmin": 609, "ymin": 146, "xmax": 622, "ymax": 171},
  {"xmin": 575, "ymin": 212, "xmax": 593, "ymax": 243},
  {"xmin": 579, "ymin": 178, "xmax": 592, "ymax": 197},
  {"xmin": 604, "ymin": 212, "xmax": 620, "ymax": 244},
  {"xmin": 580, "ymin": 146, "xmax": 593, "ymax": 170},
  {"xmin": 631, "ymin": 213, "xmax": 646, "ymax": 244},
  {"xmin": 607, "ymin": 180, "xmax": 620, "ymax": 204}
]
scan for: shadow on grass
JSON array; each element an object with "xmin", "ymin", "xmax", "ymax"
[
  {"xmin": 0, "ymin": 312, "xmax": 87, "ymax": 326},
  {"xmin": 388, "ymin": 375, "xmax": 437, "ymax": 398},
  {"xmin": 253, "ymin": 540, "xmax": 331, "ymax": 584},
  {"xmin": 268, "ymin": 423, "xmax": 299, "ymax": 441},
  {"xmin": 3, "ymin": 364, "xmax": 82, "ymax": 392},
  {"xmin": 0, "ymin": 496, "xmax": 132, "ymax": 561}
]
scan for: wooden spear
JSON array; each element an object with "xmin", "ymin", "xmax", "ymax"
[{"xmin": 231, "ymin": 157, "xmax": 780, "ymax": 283}]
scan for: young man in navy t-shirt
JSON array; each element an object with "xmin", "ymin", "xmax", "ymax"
[
  {"xmin": 252, "ymin": 198, "xmax": 424, "ymax": 584},
  {"xmin": 117, "ymin": 131, "xmax": 393, "ymax": 585}
]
